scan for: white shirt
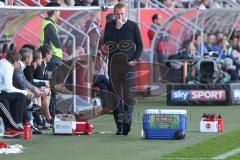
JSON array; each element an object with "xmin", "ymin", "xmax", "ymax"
[
  {"xmin": 198, "ymin": 4, "xmax": 207, "ymax": 10},
  {"xmin": 0, "ymin": 59, "xmax": 27, "ymax": 95},
  {"xmin": 19, "ymin": 61, "xmax": 25, "ymax": 71}
]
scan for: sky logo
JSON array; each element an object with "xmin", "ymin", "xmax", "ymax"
[{"xmin": 171, "ymin": 90, "xmax": 189, "ymax": 101}]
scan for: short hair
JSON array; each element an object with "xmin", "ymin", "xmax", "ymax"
[
  {"xmin": 19, "ymin": 48, "xmax": 33, "ymax": 61},
  {"xmin": 6, "ymin": 51, "xmax": 21, "ymax": 64},
  {"xmin": 152, "ymin": 14, "xmax": 160, "ymax": 23},
  {"xmin": 39, "ymin": 45, "xmax": 52, "ymax": 58},
  {"xmin": 21, "ymin": 44, "xmax": 36, "ymax": 51},
  {"xmin": 181, "ymin": 39, "xmax": 192, "ymax": 49},
  {"xmin": 230, "ymin": 35, "xmax": 239, "ymax": 41},
  {"xmin": 46, "ymin": 2, "xmax": 60, "ymax": 17},
  {"xmin": 33, "ymin": 50, "xmax": 42, "ymax": 62},
  {"xmin": 114, "ymin": 3, "xmax": 127, "ymax": 12}
]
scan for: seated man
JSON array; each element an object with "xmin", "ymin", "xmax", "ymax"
[
  {"xmin": 13, "ymin": 47, "xmax": 45, "ymax": 134},
  {"xmin": 0, "ymin": 51, "xmax": 32, "ymax": 131},
  {"xmin": 13, "ymin": 48, "xmax": 42, "ymax": 107},
  {"xmin": 24, "ymin": 50, "xmax": 52, "ymax": 124},
  {"xmin": 34, "ymin": 45, "xmax": 52, "ymax": 80}
]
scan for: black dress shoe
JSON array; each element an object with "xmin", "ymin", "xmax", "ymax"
[
  {"xmin": 122, "ymin": 123, "xmax": 131, "ymax": 136},
  {"xmin": 115, "ymin": 130, "xmax": 122, "ymax": 135},
  {"xmin": 122, "ymin": 130, "xmax": 130, "ymax": 136},
  {"xmin": 31, "ymin": 125, "xmax": 42, "ymax": 135}
]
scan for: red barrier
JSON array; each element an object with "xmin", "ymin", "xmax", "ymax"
[{"xmin": 20, "ymin": 0, "xmax": 48, "ymax": 6}]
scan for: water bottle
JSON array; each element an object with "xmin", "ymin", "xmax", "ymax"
[
  {"xmin": 0, "ymin": 117, "xmax": 5, "ymax": 137},
  {"xmin": 23, "ymin": 123, "xmax": 32, "ymax": 140},
  {"xmin": 202, "ymin": 113, "xmax": 207, "ymax": 121},
  {"xmin": 218, "ymin": 114, "xmax": 224, "ymax": 132}
]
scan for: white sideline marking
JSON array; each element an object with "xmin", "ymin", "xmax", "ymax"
[
  {"xmin": 213, "ymin": 148, "xmax": 240, "ymax": 160},
  {"xmin": 159, "ymin": 158, "xmax": 211, "ymax": 159}
]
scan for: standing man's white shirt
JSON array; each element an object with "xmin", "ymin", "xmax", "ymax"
[
  {"xmin": 0, "ymin": 59, "xmax": 28, "ymax": 95},
  {"xmin": 198, "ymin": 4, "xmax": 207, "ymax": 9}
]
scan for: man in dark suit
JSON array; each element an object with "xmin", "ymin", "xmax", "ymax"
[{"xmin": 104, "ymin": 3, "xmax": 143, "ymax": 135}]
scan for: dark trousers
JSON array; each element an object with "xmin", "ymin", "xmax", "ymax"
[
  {"xmin": 0, "ymin": 98, "xmax": 20, "ymax": 130},
  {"xmin": 109, "ymin": 54, "xmax": 136, "ymax": 132},
  {"xmin": 49, "ymin": 90, "xmax": 57, "ymax": 116},
  {"xmin": 0, "ymin": 92, "xmax": 27, "ymax": 124},
  {"xmin": 47, "ymin": 56, "xmax": 62, "ymax": 116}
]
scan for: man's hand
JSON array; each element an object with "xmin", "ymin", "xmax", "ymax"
[
  {"xmin": 26, "ymin": 90, "xmax": 33, "ymax": 99},
  {"xmin": 54, "ymin": 83, "xmax": 65, "ymax": 92},
  {"xmin": 115, "ymin": 19, "xmax": 124, "ymax": 29},
  {"xmin": 34, "ymin": 87, "xmax": 41, "ymax": 97},
  {"xmin": 45, "ymin": 81, "xmax": 50, "ymax": 88}
]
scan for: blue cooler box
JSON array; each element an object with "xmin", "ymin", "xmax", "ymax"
[{"xmin": 142, "ymin": 109, "xmax": 187, "ymax": 139}]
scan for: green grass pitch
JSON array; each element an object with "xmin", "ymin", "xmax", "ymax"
[{"xmin": 1, "ymin": 96, "xmax": 240, "ymax": 160}]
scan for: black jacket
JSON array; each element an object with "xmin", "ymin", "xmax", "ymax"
[{"xmin": 103, "ymin": 20, "xmax": 143, "ymax": 62}]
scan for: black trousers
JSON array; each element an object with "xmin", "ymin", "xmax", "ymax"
[
  {"xmin": 0, "ymin": 91, "xmax": 27, "ymax": 124},
  {"xmin": 0, "ymin": 98, "xmax": 19, "ymax": 130},
  {"xmin": 109, "ymin": 54, "xmax": 136, "ymax": 131}
]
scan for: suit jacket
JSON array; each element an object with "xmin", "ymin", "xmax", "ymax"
[
  {"xmin": 34, "ymin": 62, "xmax": 49, "ymax": 80},
  {"xmin": 24, "ymin": 65, "xmax": 46, "ymax": 88},
  {"xmin": 13, "ymin": 66, "xmax": 36, "ymax": 92}
]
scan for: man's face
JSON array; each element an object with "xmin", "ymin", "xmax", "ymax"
[
  {"xmin": 26, "ymin": 55, "xmax": 33, "ymax": 66},
  {"xmin": 36, "ymin": 55, "xmax": 43, "ymax": 66},
  {"xmin": 13, "ymin": 60, "xmax": 20, "ymax": 69},
  {"xmin": 46, "ymin": 51, "xmax": 52, "ymax": 63},
  {"xmin": 154, "ymin": 15, "xmax": 162, "ymax": 27},
  {"xmin": 203, "ymin": 0, "xmax": 210, "ymax": 6},
  {"xmin": 231, "ymin": 38, "xmax": 239, "ymax": 47},
  {"xmin": 208, "ymin": 35, "xmax": 216, "ymax": 44},
  {"xmin": 54, "ymin": 10, "xmax": 61, "ymax": 19},
  {"xmin": 195, "ymin": 36, "xmax": 202, "ymax": 46},
  {"xmin": 114, "ymin": 7, "xmax": 127, "ymax": 21}
]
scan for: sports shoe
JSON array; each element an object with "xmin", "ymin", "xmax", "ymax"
[
  {"xmin": 28, "ymin": 104, "xmax": 43, "ymax": 112},
  {"xmin": 4, "ymin": 130, "xmax": 24, "ymax": 138},
  {"xmin": 33, "ymin": 112, "xmax": 45, "ymax": 126},
  {"xmin": 40, "ymin": 121, "xmax": 52, "ymax": 130},
  {"xmin": 31, "ymin": 125, "xmax": 42, "ymax": 135}
]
